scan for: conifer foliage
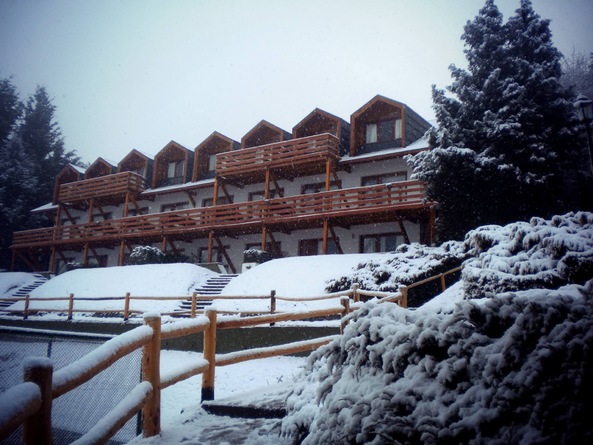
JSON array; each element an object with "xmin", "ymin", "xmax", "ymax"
[
  {"xmin": 0, "ymin": 79, "xmax": 81, "ymax": 270},
  {"xmin": 410, "ymin": 0, "xmax": 591, "ymax": 242}
]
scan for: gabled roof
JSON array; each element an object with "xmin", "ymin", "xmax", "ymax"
[
  {"xmin": 292, "ymin": 108, "xmax": 349, "ymax": 138},
  {"xmin": 154, "ymin": 140, "xmax": 192, "ymax": 159},
  {"xmin": 85, "ymin": 157, "xmax": 116, "ymax": 179},
  {"xmin": 118, "ymin": 148, "xmax": 153, "ymax": 169},
  {"xmin": 350, "ymin": 94, "xmax": 407, "ymax": 120},
  {"xmin": 195, "ymin": 131, "xmax": 240, "ymax": 152},
  {"xmin": 241, "ymin": 120, "xmax": 291, "ymax": 149}
]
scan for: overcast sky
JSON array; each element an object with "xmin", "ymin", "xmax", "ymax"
[{"xmin": 1, "ymin": 0, "xmax": 592, "ymax": 165}]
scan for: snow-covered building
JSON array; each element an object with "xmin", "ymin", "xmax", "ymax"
[{"xmin": 10, "ymin": 95, "xmax": 435, "ymax": 274}]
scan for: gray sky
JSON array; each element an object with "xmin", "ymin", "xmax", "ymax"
[{"xmin": 1, "ymin": 0, "xmax": 592, "ymax": 165}]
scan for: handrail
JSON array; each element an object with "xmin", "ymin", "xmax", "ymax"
[
  {"xmin": 59, "ymin": 171, "xmax": 146, "ymax": 203},
  {"xmin": 11, "ymin": 180, "xmax": 429, "ymax": 249},
  {"xmin": 0, "ymin": 266, "xmax": 462, "ymax": 444}
]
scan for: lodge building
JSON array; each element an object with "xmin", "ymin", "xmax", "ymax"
[{"xmin": 10, "ymin": 95, "xmax": 436, "ymax": 274}]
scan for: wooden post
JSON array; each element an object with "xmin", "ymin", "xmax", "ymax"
[
  {"xmin": 49, "ymin": 247, "xmax": 57, "ymax": 275},
  {"xmin": 118, "ymin": 240, "xmax": 126, "ymax": 267},
  {"xmin": 124, "ymin": 293, "xmax": 131, "ymax": 321},
  {"xmin": 67, "ymin": 293, "xmax": 74, "ymax": 321},
  {"xmin": 321, "ymin": 220, "xmax": 329, "ymax": 255},
  {"xmin": 399, "ymin": 286, "xmax": 408, "ymax": 308},
  {"xmin": 207, "ymin": 231, "xmax": 214, "ymax": 263},
  {"xmin": 352, "ymin": 283, "xmax": 360, "ymax": 302},
  {"xmin": 202, "ymin": 309, "xmax": 217, "ymax": 402},
  {"xmin": 191, "ymin": 292, "xmax": 197, "ymax": 318},
  {"xmin": 325, "ymin": 158, "xmax": 332, "ymax": 191},
  {"xmin": 270, "ymin": 290, "xmax": 276, "ymax": 327},
  {"xmin": 142, "ymin": 314, "xmax": 161, "ymax": 437},
  {"xmin": 340, "ymin": 297, "xmax": 350, "ymax": 335},
  {"xmin": 23, "ymin": 357, "xmax": 53, "ymax": 445},
  {"xmin": 24, "ymin": 294, "xmax": 30, "ymax": 320},
  {"xmin": 440, "ymin": 274, "xmax": 446, "ymax": 292}
]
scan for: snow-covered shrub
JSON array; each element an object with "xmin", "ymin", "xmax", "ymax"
[
  {"xmin": 325, "ymin": 242, "xmax": 467, "ymax": 305},
  {"xmin": 282, "ymin": 280, "xmax": 593, "ymax": 444},
  {"xmin": 243, "ymin": 248, "xmax": 272, "ymax": 264},
  {"xmin": 462, "ymin": 212, "xmax": 593, "ymax": 299},
  {"xmin": 127, "ymin": 246, "xmax": 165, "ymax": 265}
]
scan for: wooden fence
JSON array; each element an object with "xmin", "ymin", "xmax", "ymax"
[
  {"xmin": 0, "ymin": 266, "xmax": 462, "ymax": 321},
  {"xmin": 0, "ymin": 267, "xmax": 462, "ymax": 444}
]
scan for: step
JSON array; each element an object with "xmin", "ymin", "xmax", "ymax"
[{"xmin": 201, "ymin": 382, "xmax": 293, "ymax": 419}]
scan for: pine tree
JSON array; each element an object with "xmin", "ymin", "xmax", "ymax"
[
  {"xmin": 18, "ymin": 85, "xmax": 81, "ymax": 206},
  {"xmin": 411, "ymin": 0, "xmax": 591, "ymax": 242}
]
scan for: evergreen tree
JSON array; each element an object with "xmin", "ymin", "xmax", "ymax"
[
  {"xmin": 411, "ymin": 0, "xmax": 591, "ymax": 241},
  {"xmin": 0, "ymin": 78, "xmax": 21, "ymax": 145},
  {"xmin": 18, "ymin": 85, "xmax": 81, "ymax": 206}
]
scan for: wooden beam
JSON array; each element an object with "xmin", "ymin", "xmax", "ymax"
[
  {"xmin": 261, "ymin": 225, "xmax": 267, "ymax": 251},
  {"xmin": 219, "ymin": 181, "xmax": 232, "ymax": 202},
  {"xmin": 207, "ymin": 231, "xmax": 214, "ymax": 263},
  {"xmin": 87, "ymin": 198, "xmax": 95, "ymax": 223},
  {"xmin": 123, "ymin": 192, "xmax": 130, "ymax": 218},
  {"xmin": 264, "ymin": 168, "xmax": 271, "ymax": 199},
  {"xmin": 119, "ymin": 240, "xmax": 126, "ymax": 266},
  {"xmin": 83, "ymin": 243, "xmax": 89, "ymax": 266},
  {"xmin": 213, "ymin": 234, "xmax": 235, "ymax": 274},
  {"xmin": 212, "ymin": 178, "xmax": 219, "ymax": 206},
  {"xmin": 397, "ymin": 215, "xmax": 411, "ymax": 245},
  {"xmin": 321, "ymin": 219, "xmax": 329, "ymax": 254},
  {"xmin": 329, "ymin": 225, "xmax": 344, "ymax": 254},
  {"xmin": 325, "ymin": 159, "xmax": 332, "ymax": 191},
  {"xmin": 271, "ymin": 175, "xmax": 284, "ymax": 197},
  {"xmin": 186, "ymin": 191, "xmax": 196, "ymax": 208},
  {"xmin": 49, "ymin": 247, "xmax": 57, "ymax": 274}
]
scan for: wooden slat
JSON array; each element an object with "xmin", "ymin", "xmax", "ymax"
[
  {"xmin": 59, "ymin": 172, "xmax": 146, "ymax": 203},
  {"xmin": 11, "ymin": 181, "xmax": 430, "ymax": 249}
]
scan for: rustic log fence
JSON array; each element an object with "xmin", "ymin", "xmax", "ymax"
[
  {"xmin": 0, "ymin": 266, "xmax": 462, "ymax": 444},
  {"xmin": 0, "ymin": 265, "xmax": 461, "ymax": 321}
]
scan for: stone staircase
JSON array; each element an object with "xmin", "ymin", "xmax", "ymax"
[
  {"xmin": 0, "ymin": 274, "xmax": 48, "ymax": 309},
  {"xmin": 179, "ymin": 274, "xmax": 238, "ymax": 312}
]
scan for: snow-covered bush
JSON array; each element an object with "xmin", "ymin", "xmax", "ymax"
[
  {"xmin": 282, "ymin": 280, "xmax": 593, "ymax": 444},
  {"xmin": 325, "ymin": 243, "xmax": 467, "ymax": 293},
  {"xmin": 128, "ymin": 246, "xmax": 166, "ymax": 265},
  {"xmin": 462, "ymin": 212, "xmax": 593, "ymax": 299}
]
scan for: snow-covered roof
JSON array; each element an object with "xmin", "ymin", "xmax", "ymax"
[
  {"xmin": 339, "ymin": 135, "xmax": 429, "ymax": 164},
  {"xmin": 141, "ymin": 177, "xmax": 216, "ymax": 196},
  {"xmin": 31, "ymin": 202, "xmax": 58, "ymax": 213}
]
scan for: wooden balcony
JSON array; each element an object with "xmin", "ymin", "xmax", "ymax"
[
  {"xmin": 11, "ymin": 180, "xmax": 430, "ymax": 249},
  {"xmin": 58, "ymin": 171, "xmax": 146, "ymax": 204},
  {"xmin": 216, "ymin": 133, "xmax": 340, "ymax": 183}
]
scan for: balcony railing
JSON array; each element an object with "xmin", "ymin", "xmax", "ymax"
[
  {"xmin": 58, "ymin": 172, "xmax": 146, "ymax": 203},
  {"xmin": 216, "ymin": 133, "xmax": 340, "ymax": 179},
  {"xmin": 12, "ymin": 181, "xmax": 429, "ymax": 249}
]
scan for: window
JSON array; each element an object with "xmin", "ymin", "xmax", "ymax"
[
  {"xmin": 298, "ymin": 238, "xmax": 338, "ymax": 256},
  {"xmin": 128, "ymin": 207, "xmax": 149, "ymax": 217},
  {"xmin": 301, "ymin": 180, "xmax": 341, "ymax": 194},
  {"xmin": 207, "ymin": 154, "xmax": 217, "ymax": 172},
  {"xmin": 132, "ymin": 166, "xmax": 146, "ymax": 177},
  {"xmin": 361, "ymin": 171, "xmax": 407, "ymax": 186},
  {"xmin": 245, "ymin": 242, "xmax": 282, "ymax": 258},
  {"xmin": 160, "ymin": 202, "xmax": 189, "ymax": 212},
  {"xmin": 167, "ymin": 160, "xmax": 184, "ymax": 179},
  {"xmin": 92, "ymin": 212, "xmax": 112, "ymax": 222},
  {"xmin": 360, "ymin": 233, "xmax": 403, "ymax": 253},
  {"xmin": 365, "ymin": 118, "xmax": 402, "ymax": 144},
  {"xmin": 248, "ymin": 189, "xmax": 284, "ymax": 201},
  {"xmin": 202, "ymin": 196, "xmax": 233, "ymax": 207},
  {"xmin": 198, "ymin": 246, "xmax": 229, "ymax": 264}
]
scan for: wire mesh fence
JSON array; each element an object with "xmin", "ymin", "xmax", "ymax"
[{"xmin": 0, "ymin": 327, "xmax": 142, "ymax": 445}]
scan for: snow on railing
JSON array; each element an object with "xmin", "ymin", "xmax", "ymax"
[{"xmin": 0, "ymin": 267, "xmax": 462, "ymax": 444}]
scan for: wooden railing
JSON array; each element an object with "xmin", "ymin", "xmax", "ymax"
[
  {"xmin": 58, "ymin": 171, "xmax": 146, "ymax": 203},
  {"xmin": 11, "ymin": 180, "xmax": 429, "ymax": 249},
  {"xmin": 0, "ymin": 267, "xmax": 462, "ymax": 444},
  {"xmin": 216, "ymin": 133, "xmax": 340, "ymax": 178}
]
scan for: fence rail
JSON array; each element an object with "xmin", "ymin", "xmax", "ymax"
[{"xmin": 0, "ymin": 266, "xmax": 462, "ymax": 444}]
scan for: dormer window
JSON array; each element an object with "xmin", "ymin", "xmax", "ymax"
[
  {"xmin": 167, "ymin": 161, "xmax": 184, "ymax": 181},
  {"xmin": 366, "ymin": 118, "xmax": 402, "ymax": 144},
  {"xmin": 208, "ymin": 154, "xmax": 217, "ymax": 172}
]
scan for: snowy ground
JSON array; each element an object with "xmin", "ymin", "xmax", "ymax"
[{"xmin": 1, "ymin": 212, "xmax": 591, "ymax": 444}]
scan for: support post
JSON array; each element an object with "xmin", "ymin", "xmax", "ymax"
[
  {"xmin": 124, "ymin": 292, "xmax": 131, "ymax": 321},
  {"xmin": 321, "ymin": 220, "xmax": 329, "ymax": 255},
  {"xmin": 340, "ymin": 297, "xmax": 350, "ymax": 335},
  {"xmin": 118, "ymin": 240, "xmax": 126, "ymax": 267},
  {"xmin": 24, "ymin": 295, "xmax": 30, "ymax": 320},
  {"xmin": 67, "ymin": 293, "xmax": 74, "ymax": 321},
  {"xmin": 142, "ymin": 314, "xmax": 161, "ymax": 437},
  {"xmin": 352, "ymin": 283, "xmax": 360, "ymax": 303},
  {"xmin": 399, "ymin": 286, "xmax": 408, "ymax": 308},
  {"xmin": 23, "ymin": 357, "xmax": 53, "ymax": 445},
  {"xmin": 191, "ymin": 292, "xmax": 197, "ymax": 318},
  {"xmin": 440, "ymin": 274, "xmax": 446, "ymax": 292},
  {"xmin": 202, "ymin": 309, "xmax": 217, "ymax": 402},
  {"xmin": 270, "ymin": 290, "xmax": 276, "ymax": 327}
]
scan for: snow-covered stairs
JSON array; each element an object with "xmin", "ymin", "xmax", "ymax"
[
  {"xmin": 0, "ymin": 274, "xmax": 48, "ymax": 309},
  {"xmin": 179, "ymin": 274, "xmax": 238, "ymax": 312}
]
